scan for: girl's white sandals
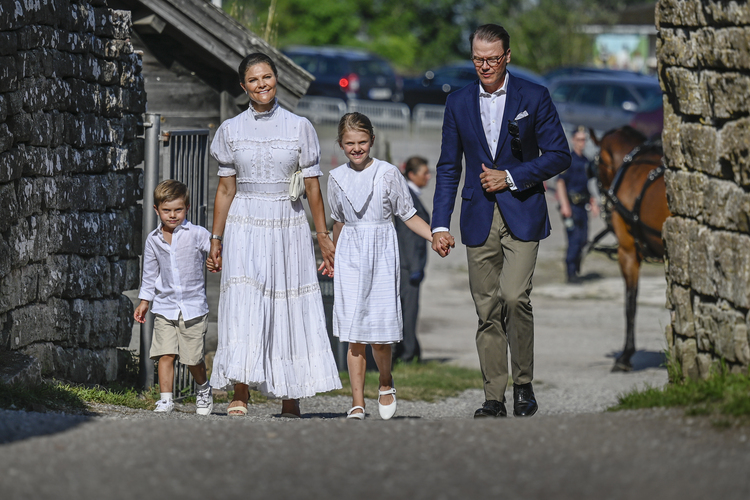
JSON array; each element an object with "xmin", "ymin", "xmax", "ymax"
[
  {"xmin": 378, "ymin": 385, "xmax": 397, "ymax": 420},
  {"xmin": 346, "ymin": 406, "xmax": 366, "ymax": 420}
]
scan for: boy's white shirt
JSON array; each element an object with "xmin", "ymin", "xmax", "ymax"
[{"xmin": 138, "ymin": 220, "xmax": 211, "ymax": 321}]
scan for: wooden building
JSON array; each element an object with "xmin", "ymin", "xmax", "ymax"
[{"xmin": 109, "ymin": 0, "xmax": 313, "ymax": 133}]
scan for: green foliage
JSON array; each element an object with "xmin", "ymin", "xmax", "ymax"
[
  {"xmin": 65, "ymin": 383, "xmax": 154, "ymax": 410},
  {"xmin": 223, "ymin": 0, "xmax": 660, "ymax": 73},
  {"xmin": 497, "ymin": 0, "xmax": 595, "ymax": 73},
  {"xmin": 221, "ymin": 0, "xmax": 558, "ymax": 73},
  {"xmin": 327, "ymin": 360, "xmax": 483, "ymax": 402},
  {"xmin": 611, "ymin": 367, "xmax": 750, "ymax": 424},
  {"xmin": 0, "ymin": 381, "xmax": 88, "ymax": 413}
]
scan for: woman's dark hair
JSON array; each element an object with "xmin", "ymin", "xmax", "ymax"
[
  {"xmin": 238, "ymin": 53, "xmax": 278, "ymax": 84},
  {"xmin": 470, "ymin": 24, "xmax": 510, "ymax": 53},
  {"xmin": 336, "ymin": 112, "xmax": 375, "ymax": 145}
]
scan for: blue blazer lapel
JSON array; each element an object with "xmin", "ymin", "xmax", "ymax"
[
  {"xmin": 494, "ymin": 73, "xmax": 522, "ymax": 163},
  {"xmin": 464, "ymin": 81, "xmax": 492, "ymax": 160}
]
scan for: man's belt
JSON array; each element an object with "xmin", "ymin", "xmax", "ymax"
[{"xmin": 568, "ymin": 191, "xmax": 588, "ymax": 205}]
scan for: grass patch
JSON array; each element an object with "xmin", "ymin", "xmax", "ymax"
[
  {"xmin": 0, "ymin": 381, "xmax": 88, "ymax": 413},
  {"xmin": 610, "ymin": 369, "xmax": 750, "ymax": 425},
  {"xmin": 1, "ymin": 360, "xmax": 479, "ymax": 414},
  {"xmin": 0, "ymin": 380, "xmax": 159, "ymax": 413},
  {"xmin": 326, "ymin": 360, "xmax": 483, "ymax": 402},
  {"xmin": 66, "ymin": 383, "xmax": 155, "ymax": 410},
  {"xmin": 0, "ymin": 379, "xmax": 269, "ymax": 414}
]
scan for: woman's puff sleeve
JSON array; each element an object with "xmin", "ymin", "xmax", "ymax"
[
  {"xmin": 210, "ymin": 121, "xmax": 236, "ymax": 177},
  {"xmin": 298, "ymin": 117, "xmax": 323, "ymax": 178}
]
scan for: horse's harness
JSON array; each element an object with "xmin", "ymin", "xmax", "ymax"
[{"xmin": 593, "ymin": 140, "xmax": 665, "ymax": 260}]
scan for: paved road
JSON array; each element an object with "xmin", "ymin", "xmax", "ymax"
[
  {"xmin": 2, "ymin": 405, "xmax": 749, "ymax": 499},
  {"xmin": 4, "ymin": 128, "xmax": 746, "ymax": 499}
]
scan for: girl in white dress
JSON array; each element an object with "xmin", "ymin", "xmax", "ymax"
[
  {"xmin": 208, "ymin": 53, "xmax": 342, "ymax": 417},
  {"xmin": 328, "ymin": 113, "xmax": 435, "ymax": 420}
]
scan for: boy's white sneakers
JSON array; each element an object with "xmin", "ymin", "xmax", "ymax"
[
  {"xmin": 154, "ymin": 399, "xmax": 174, "ymax": 414},
  {"xmin": 196, "ymin": 386, "xmax": 214, "ymax": 416}
]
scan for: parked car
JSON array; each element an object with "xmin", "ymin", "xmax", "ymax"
[
  {"xmin": 546, "ymin": 73, "xmax": 662, "ymax": 132},
  {"xmin": 402, "ymin": 62, "xmax": 545, "ymax": 110},
  {"xmin": 544, "ymin": 66, "xmax": 648, "ymax": 81},
  {"xmin": 282, "ymin": 46, "xmax": 403, "ymax": 103}
]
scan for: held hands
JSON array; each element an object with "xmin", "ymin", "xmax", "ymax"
[
  {"xmin": 317, "ymin": 232, "xmax": 336, "ymax": 277},
  {"xmin": 480, "ymin": 164, "xmax": 509, "ymax": 193},
  {"xmin": 208, "ymin": 239, "xmax": 222, "ymax": 272},
  {"xmin": 431, "ymin": 231, "xmax": 455, "ymax": 258}
]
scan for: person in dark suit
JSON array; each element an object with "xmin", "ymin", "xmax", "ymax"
[
  {"xmin": 393, "ymin": 156, "xmax": 432, "ymax": 363},
  {"xmin": 431, "ymin": 24, "xmax": 571, "ymax": 418}
]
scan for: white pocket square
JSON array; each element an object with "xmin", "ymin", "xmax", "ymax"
[{"xmin": 515, "ymin": 110, "xmax": 529, "ymax": 120}]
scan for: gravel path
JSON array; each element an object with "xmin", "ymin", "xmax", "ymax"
[{"xmin": 2, "ymin": 134, "xmax": 731, "ymax": 499}]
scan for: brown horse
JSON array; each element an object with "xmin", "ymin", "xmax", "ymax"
[{"xmin": 591, "ymin": 126, "xmax": 671, "ymax": 371}]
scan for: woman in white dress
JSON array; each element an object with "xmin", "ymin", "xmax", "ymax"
[
  {"xmin": 328, "ymin": 113, "xmax": 434, "ymax": 420},
  {"xmin": 208, "ymin": 53, "xmax": 342, "ymax": 417}
]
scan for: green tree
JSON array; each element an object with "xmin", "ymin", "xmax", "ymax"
[
  {"xmin": 222, "ymin": 0, "xmax": 639, "ymax": 74},
  {"xmin": 477, "ymin": 0, "xmax": 596, "ymax": 73}
]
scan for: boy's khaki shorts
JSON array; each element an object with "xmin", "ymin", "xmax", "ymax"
[{"xmin": 149, "ymin": 313, "xmax": 207, "ymax": 366}]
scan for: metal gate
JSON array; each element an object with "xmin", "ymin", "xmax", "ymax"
[
  {"xmin": 140, "ymin": 114, "xmax": 210, "ymax": 400},
  {"xmin": 164, "ymin": 129, "xmax": 210, "ymax": 228}
]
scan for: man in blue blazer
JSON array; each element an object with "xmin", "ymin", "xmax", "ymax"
[{"xmin": 431, "ymin": 24, "xmax": 571, "ymax": 418}]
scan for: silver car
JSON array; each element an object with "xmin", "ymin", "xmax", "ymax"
[{"xmin": 547, "ymin": 73, "xmax": 662, "ymax": 133}]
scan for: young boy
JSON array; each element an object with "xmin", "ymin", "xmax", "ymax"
[{"xmin": 134, "ymin": 179, "xmax": 213, "ymax": 415}]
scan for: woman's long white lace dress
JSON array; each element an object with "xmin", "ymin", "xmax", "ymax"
[{"xmin": 209, "ymin": 102, "xmax": 342, "ymax": 398}]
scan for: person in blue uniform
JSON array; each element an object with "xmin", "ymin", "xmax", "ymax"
[{"xmin": 556, "ymin": 126, "xmax": 598, "ymax": 284}]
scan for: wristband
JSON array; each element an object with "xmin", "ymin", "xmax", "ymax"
[{"xmin": 211, "ymin": 234, "xmax": 223, "ymax": 241}]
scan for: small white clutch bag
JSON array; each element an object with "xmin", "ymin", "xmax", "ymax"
[{"xmin": 289, "ymin": 169, "xmax": 305, "ymax": 201}]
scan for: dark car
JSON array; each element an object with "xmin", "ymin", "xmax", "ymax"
[
  {"xmin": 629, "ymin": 93, "xmax": 663, "ymax": 139},
  {"xmin": 402, "ymin": 62, "xmax": 545, "ymax": 109},
  {"xmin": 546, "ymin": 73, "xmax": 662, "ymax": 132},
  {"xmin": 282, "ymin": 46, "xmax": 403, "ymax": 102}
]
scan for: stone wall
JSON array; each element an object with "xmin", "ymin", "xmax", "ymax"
[
  {"xmin": 657, "ymin": 0, "xmax": 750, "ymax": 379},
  {"xmin": 0, "ymin": 0, "xmax": 144, "ymax": 383}
]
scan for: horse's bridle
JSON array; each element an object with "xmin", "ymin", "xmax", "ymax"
[{"xmin": 590, "ymin": 140, "xmax": 665, "ymax": 260}]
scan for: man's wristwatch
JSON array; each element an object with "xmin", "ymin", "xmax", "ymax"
[{"xmin": 211, "ymin": 234, "xmax": 223, "ymax": 242}]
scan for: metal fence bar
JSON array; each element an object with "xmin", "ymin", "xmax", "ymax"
[
  {"xmin": 347, "ymin": 100, "xmax": 410, "ymax": 131},
  {"xmin": 166, "ymin": 130, "xmax": 209, "ymax": 228},
  {"xmin": 140, "ymin": 113, "xmax": 161, "ymax": 390},
  {"xmin": 295, "ymin": 96, "xmax": 348, "ymax": 125},
  {"xmin": 412, "ymin": 104, "xmax": 445, "ymax": 130}
]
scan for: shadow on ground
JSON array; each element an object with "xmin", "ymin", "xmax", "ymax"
[
  {"xmin": 606, "ymin": 350, "xmax": 667, "ymax": 372},
  {"xmin": 0, "ymin": 410, "xmax": 91, "ymax": 445}
]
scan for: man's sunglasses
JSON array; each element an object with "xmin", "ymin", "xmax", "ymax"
[{"xmin": 508, "ymin": 120, "xmax": 522, "ymax": 160}]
